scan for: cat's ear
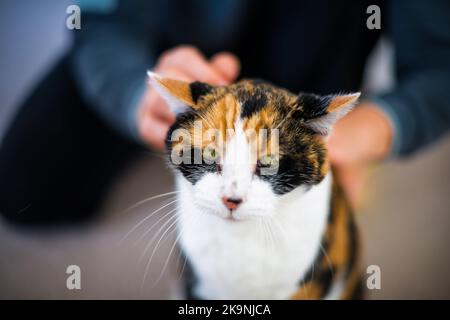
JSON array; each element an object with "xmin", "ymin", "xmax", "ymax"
[
  {"xmin": 147, "ymin": 71, "xmax": 214, "ymax": 114},
  {"xmin": 297, "ymin": 92, "xmax": 360, "ymax": 135}
]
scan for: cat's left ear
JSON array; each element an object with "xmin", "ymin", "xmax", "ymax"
[
  {"xmin": 298, "ymin": 92, "xmax": 360, "ymax": 136},
  {"xmin": 147, "ymin": 71, "xmax": 214, "ymax": 114}
]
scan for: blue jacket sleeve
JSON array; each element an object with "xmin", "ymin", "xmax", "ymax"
[
  {"xmin": 371, "ymin": 0, "xmax": 450, "ymax": 157},
  {"xmin": 69, "ymin": 3, "xmax": 158, "ymax": 141}
]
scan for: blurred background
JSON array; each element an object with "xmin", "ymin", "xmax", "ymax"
[{"xmin": 0, "ymin": 1, "xmax": 449, "ymax": 299}]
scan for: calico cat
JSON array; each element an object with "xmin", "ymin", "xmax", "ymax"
[{"xmin": 148, "ymin": 71, "xmax": 362, "ymax": 299}]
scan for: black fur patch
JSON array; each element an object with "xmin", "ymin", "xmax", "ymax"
[
  {"xmin": 190, "ymin": 82, "xmax": 213, "ymax": 104},
  {"xmin": 346, "ymin": 213, "xmax": 358, "ymax": 278},
  {"xmin": 297, "ymin": 93, "xmax": 332, "ymax": 120},
  {"xmin": 165, "ymin": 109, "xmax": 198, "ymax": 151},
  {"xmin": 172, "ymin": 147, "xmax": 218, "ymax": 185},
  {"xmin": 258, "ymin": 155, "xmax": 318, "ymax": 195},
  {"xmin": 241, "ymin": 93, "xmax": 267, "ymax": 118}
]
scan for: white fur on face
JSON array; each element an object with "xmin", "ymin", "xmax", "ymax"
[
  {"xmin": 183, "ymin": 121, "xmax": 278, "ymax": 221},
  {"xmin": 176, "ymin": 172, "xmax": 332, "ymax": 299}
]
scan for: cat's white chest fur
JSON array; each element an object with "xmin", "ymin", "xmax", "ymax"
[{"xmin": 176, "ymin": 173, "xmax": 332, "ymax": 300}]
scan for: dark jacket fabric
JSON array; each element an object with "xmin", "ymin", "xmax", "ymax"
[{"xmin": 70, "ymin": 0, "xmax": 450, "ymax": 156}]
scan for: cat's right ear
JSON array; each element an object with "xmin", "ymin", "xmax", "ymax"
[{"xmin": 147, "ymin": 71, "xmax": 214, "ymax": 114}]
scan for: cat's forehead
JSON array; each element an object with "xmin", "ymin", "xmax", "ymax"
[
  {"xmin": 183, "ymin": 80, "xmax": 297, "ymax": 132},
  {"xmin": 234, "ymin": 80, "xmax": 297, "ymax": 117}
]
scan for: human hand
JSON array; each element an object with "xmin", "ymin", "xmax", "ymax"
[
  {"xmin": 137, "ymin": 45, "xmax": 240, "ymax": 151},
  {"xmin": 328, "ymin": 103, "xmax": 393, "ymax": 208}
]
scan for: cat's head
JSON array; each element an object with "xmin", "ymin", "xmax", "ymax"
[{"xmin": 148, "ymin": 71, "xmax": 359, "ymax": 221}]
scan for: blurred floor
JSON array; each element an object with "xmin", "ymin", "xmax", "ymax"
[
  {"xmin": 0, "ymin": 1, "xmax": 449, "ymax": 299},
  {"xmin": 0, "ymin": 153, "xmax": 180, "ymax": 299},
  {"xmin": 359, "ymin": 137, "xmax": 450, "ymax": 299}
]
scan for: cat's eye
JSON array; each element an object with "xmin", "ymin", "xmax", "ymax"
[
  {"xmin": 203, "ymin": 146, "xmax": 219, "ymax": 162},
  {"xmin": 258, "ymin": 154, "xmax": 278, "ymax": 167}
]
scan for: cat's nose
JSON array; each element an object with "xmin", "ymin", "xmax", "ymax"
[{"xmin": 221, "ymin": 196, "xmax": 243, "ymax": 211}]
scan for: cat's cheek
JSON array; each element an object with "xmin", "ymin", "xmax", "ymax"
[
  {"xmin": 236, "ymin": 178, "xmax": 278, "ymax": 219},
  {"xmin": 189, "ymin": 173, "xmax": 230, "ymax": 217}
]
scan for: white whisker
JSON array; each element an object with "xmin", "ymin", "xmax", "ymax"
[
  {"xmin": 140, "ymin": 213, "xmax": 182, "ymax": 291},
  {"xmin": 119, "ymin": 191, "xmax": 180, "ymax": 216},
  {"xmin": 119, "ymin": 198, "xmax": 179, "ymax": 244},
  {"xmin": 133, "ymin": 205, "xmax": 180, "ymax": 246}
]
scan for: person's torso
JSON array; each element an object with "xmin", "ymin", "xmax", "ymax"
[{"xmin": 119, "ymin": 0, "xmax": 383, "ymax": 93}]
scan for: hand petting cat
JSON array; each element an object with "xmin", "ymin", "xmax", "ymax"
[
  {"xmin": 136, "ymin": 46, "xmax": 240, "ymax": 151},
  {"xmin": 328, "ymin": 103, "xmax": 392, "ymax": 208}
]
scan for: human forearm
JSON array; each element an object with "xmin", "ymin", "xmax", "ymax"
[{"xmin": 69, "ymin": 15, "xmax": 155, "ymax": 141}]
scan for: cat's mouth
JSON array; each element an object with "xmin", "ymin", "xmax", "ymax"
[{"xmin": 225, "ymin": 215, "xmax": 239, "ymax": 222}]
